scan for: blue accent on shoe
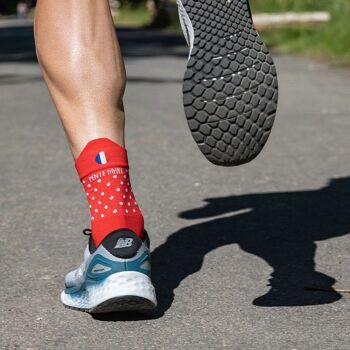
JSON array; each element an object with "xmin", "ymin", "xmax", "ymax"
[
  {"xmin": 65, "ymin": 284, "xmax": 84, "ymax": 295},
  {"xmin": 86, "ymin": 253, "xmax": 150, "ymax": 282},
  {"xmin": 125, "ymin": 252, "xmax": 150, "ymax": 276}
]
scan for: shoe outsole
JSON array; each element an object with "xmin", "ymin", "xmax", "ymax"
[
  {"xmin": 64, "ymin": 296, "xmax": 157, "ymax": 314},
  {"xmin": 181, "ymin": 0, "xmax": 278, "ymax": 166}
]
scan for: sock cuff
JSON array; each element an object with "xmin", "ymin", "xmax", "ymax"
[
  {"xmin": 92, "ymin": 214, "xmax": 144, "ymax": 246},
  {"xmin": 75, "ymin": 138, "xmax": 129, "ymax": 180}
]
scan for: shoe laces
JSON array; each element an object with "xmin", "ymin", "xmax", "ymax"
[{"xmin": 82, "ymin": 228, "xmax": 92, "ymax": 236}]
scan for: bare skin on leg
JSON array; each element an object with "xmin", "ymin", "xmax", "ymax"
[{"xmin": 34, "ymin": 0, "xmax": 126, "ymax": 157}]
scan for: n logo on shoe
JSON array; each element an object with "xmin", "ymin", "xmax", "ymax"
[{"xmin": 114, "ymin": 238, "xmax": 133, "ymax": 249}]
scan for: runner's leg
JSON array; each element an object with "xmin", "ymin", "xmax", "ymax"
[
  {"xmin": 34, "ymin": 1, "xmax": 156, "ymax": 312},
  {"xmin": 34, "ymin": 0, "xmax": 126, "ymax": 157}
]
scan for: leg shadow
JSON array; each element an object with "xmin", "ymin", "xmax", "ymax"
[{"xmin": 152, "ymin": 177, "xmax": 350, "ymax": 315}]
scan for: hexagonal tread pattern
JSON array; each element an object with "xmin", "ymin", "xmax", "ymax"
[{"xmin": 181, "ymin": 0, "xmax": 278, "ymax": 166}]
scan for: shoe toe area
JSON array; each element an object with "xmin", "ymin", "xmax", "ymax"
[{"xmin": 64, "ymin": 267, "xmax": 85, "ymax": 289}]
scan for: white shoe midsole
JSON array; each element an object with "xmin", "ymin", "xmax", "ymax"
[{"xmin": 61, "ymin": 271, "xmax": 157, "ymax": 310}]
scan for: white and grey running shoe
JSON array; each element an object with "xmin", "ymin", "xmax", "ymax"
[
  {"xmin": 177, "ymin": 0, "xmax": 278, "ymax": 166},
  {"xmin": 61, "ymin": 229, "xmax": 157, "ymax": 313}
]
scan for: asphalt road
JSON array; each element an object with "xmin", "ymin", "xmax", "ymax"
[{"xmin": 1, "ymin": 20, "xmax": 350, "ymax": 350}]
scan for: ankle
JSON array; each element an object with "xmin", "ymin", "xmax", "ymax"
[{"xmin": 75, "ymin": 138, "xmax": 144, "ymax": 246}]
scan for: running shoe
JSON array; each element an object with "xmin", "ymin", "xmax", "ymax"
[
  {"xmin": 61, "ymin": 229, "xmax": 157, "ymax": 313},
  {"xmin": 177, "ymin": 0, "xmax": 278, "ymax": 166}
]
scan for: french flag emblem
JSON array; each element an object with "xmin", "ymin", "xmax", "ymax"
[{"xmin": 95, "ymin": 151, "xmax": 107, "ymax": 164}]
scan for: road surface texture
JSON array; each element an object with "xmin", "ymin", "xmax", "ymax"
[{"xmin": 1, "ymin": 20, "xmax": 350, "ymax": 349}]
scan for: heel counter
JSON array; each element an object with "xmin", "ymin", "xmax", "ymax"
[
  {"xmin": 101, "ymin": 229, "xmax": 142, "ymax": 259},
  {"xmin": 125, "ymin": 250, "xmax": 151, "ymax": 277},
  {"xmin": 86, "ymin": 229, "xmax": 151, "ymax": 281}
]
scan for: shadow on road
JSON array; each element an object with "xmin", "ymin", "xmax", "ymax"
[
  {"xmin": 0, "ymin": 24, "xmax": 36, "ymax": 62},
  {"xmin": 153, "ymin": 177, "xmax": 350, "ymax": 314},
  {"xmin": 0, "ymin": 23, "xmax": 187, "ymax": 63},
  {"xmin": 94, "ymin": 177, "xmax": 350, "ymax": 321},
  {"xmin": 0, "ymin": 73, "xmax": 182, "ymax": 86},
  {"xmin": 0, "ymin": 73, "xmax": 43, "ymax": 84}
]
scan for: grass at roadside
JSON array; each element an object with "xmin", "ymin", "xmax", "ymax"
[
  {"xmin": 114, "ymin": 0, "xmax": 350, "ymax": 64},
  {"xmin": 250, "ymin": 0, "xmax": 331, "ymax": 12},
  {"xmin": 251, "ymin": 0, "xmax": 350, "ymax": 63},
  {"xmin": 113, "ymin": 4, "xmax": 151, "ymax": 27}
]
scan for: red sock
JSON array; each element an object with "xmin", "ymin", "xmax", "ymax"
[{"xmin": 75, "ymin": 138, "xmax": 144, "ymax": 246}]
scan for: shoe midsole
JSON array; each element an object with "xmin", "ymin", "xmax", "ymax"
[{"xmin": 61, "ymin": 271, "xmax": 157, "ymax": 309}]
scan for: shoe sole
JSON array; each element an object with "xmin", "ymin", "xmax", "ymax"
[
  {"xmin": 65, "ymin": 296, "xmax": 156, "ymax": 314},
  {"xmin": 61, "ymin": 271, "xmax": 157, "ymax": 314},
  {"xmin": 181, "ymin": 0, "xmax": 278, "ymax": 166}
]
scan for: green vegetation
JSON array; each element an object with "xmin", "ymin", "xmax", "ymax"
[
  {"xmin": 250, "ymin": 0, "xmax": 330, "ymax": 12},
  {"xmin": 114, "ymin": 3, "xmax": 151, "ymax": 27},
  {"xmin": 113, "ymin": 0, "xmax": 350, "ymax": 63},
  {"xmin": 250, "ymin": 0, "xmax": 350, "ymax": 63}
]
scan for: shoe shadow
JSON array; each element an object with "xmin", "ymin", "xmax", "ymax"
[
  {"xmin": 92, "ymin": 177, "xmax": 350, "ymax": 321},
  {"xmin": 92, "ymin": 310, "xmax": 160, "ymax": 322},
  {"xmin": 151, "ymin": 177, "xmax": 350, "ymax": 316}
]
